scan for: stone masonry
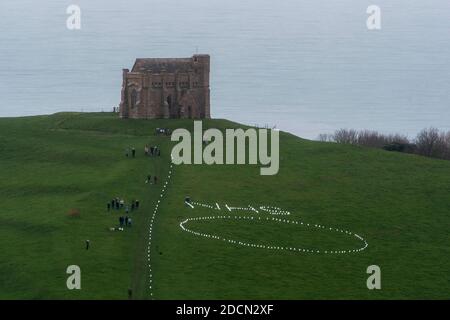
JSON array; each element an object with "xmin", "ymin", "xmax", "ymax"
[{"xmin": 119, "ymin": 54, "xmax": 210, "ymax": 119}]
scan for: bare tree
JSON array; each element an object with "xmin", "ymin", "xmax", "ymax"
[
  {"xmin": 415, "ymin": 127, "xmax": 446, "ymax": 158},
  {"xmin": 317, "ymin": 133, "xmax": 332, "ymax": 142},
  {"xmin": 440, "ymin": 131, "xmax": 450, "ymax": 160},
  {"xmin": 333, "ymin": 129, "xmax": 358, "ymax": 144},
  {"xmin": 357, "ymin": 130, "xmax": 385, "ymax": 148}
]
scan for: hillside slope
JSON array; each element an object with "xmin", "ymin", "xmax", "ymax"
[{"xmin": 0, "ymin": 112, "xmax": 448, "ymax": 299}]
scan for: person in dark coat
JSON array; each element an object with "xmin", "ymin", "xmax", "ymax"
[
  {"xmin": 154, "ymin": 176, "xmax": 158, "ymax": 184},
  {"xmin": 132, "ymin": 148, "xmax": 136, "ymax": 158},
  {"xmin": 107, "ymin": 203, "xmax": 111, "ymax": 211},
  {"xmin": 119, "ymin": 216, "xmax": 124, "ymax": 226},
  {"xmin": 135, "ymin": 200, "xmax": 140, "ymax": 209}
]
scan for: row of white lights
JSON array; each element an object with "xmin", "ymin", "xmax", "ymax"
[
  {"xmin": 190, "ymin": 201, "xmax": 291, "ymax": 216},
  {"xmin": 147, "ymin": 156, "xmax": 174, "ymax": 298},
  {"xmin": 180, "ymin": 206, "xmax": 368, "ymax": 255}
]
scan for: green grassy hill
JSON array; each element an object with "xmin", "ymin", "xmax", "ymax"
[{"xmin": 0, "ymin": 112, "xmax": 448, "ymax": 299}]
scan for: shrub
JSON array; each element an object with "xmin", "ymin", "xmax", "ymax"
[{"xmin": 383, "ymin": 142, "xmax": 416, "ymax": 153}]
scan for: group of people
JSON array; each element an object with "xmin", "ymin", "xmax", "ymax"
[
  {"xmin": 144, "ymin": 145, "xmax": 161, "ymax": 157},
  {"xmin": 109, "ymin": 141, "xmax": 162, "ymax": 232},
  {"xmin": 145, "ymin": 174, "xmax": 158, "ymax": 185},
  {"xmin": 108, "ymin": 198, "xmax": 139, "ymax": 230},
  {"xmin": 155, "ymin": 127, "xmax": 171, "ymax": 136},
  {"xmin": 106, "ymin": 198, "xmax": 139, "ymax": 214},
  {"xmin": 108, "ymin": 198, "xmax": 140, "ymax": 213},
  {"xmin": 119, "ymin": 215, "xmax": 132, "ymax": 227},
  {"xmin": 125, "ymin": 147, "xmax": 136, "ymax": 158},
  {"xmin": 126, "ymin": 145, "xmax": 161, "ymax": 158}
]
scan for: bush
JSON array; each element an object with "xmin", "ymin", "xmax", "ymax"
[
  {"xmin": 383, "ymin": 142, "xmax": 416, "ymax": 153},
  {"xmin": 357, "ymin": 130, "xmax": 407, "ymax": 148}
]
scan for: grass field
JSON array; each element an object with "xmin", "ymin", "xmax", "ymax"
[{"xmin": 0, "ymin": 112, "xmax": 449, "ymax": 299}]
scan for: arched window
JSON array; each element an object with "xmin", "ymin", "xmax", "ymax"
[{"xmin": 130, "ymin": 89, "xmax": 138, "ymax": 108}]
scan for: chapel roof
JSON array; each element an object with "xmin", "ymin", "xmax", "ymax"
[{"xmin": 132, "ymin": 58, "xmax": 193, "ymax": 73}]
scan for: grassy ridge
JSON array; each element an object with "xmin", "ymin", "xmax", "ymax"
[{"xmin": 0, "ymin": 113, "xmax": 449, "ymax": 299}]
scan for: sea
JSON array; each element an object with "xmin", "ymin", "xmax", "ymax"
[{"xmin": 0, "ymin": 0, "xmax": 449, "ymax": 139}]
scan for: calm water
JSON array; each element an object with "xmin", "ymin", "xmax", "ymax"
[{"xmin": 0, "ymin": 0, "xmax": 449, "ymax": 139}]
